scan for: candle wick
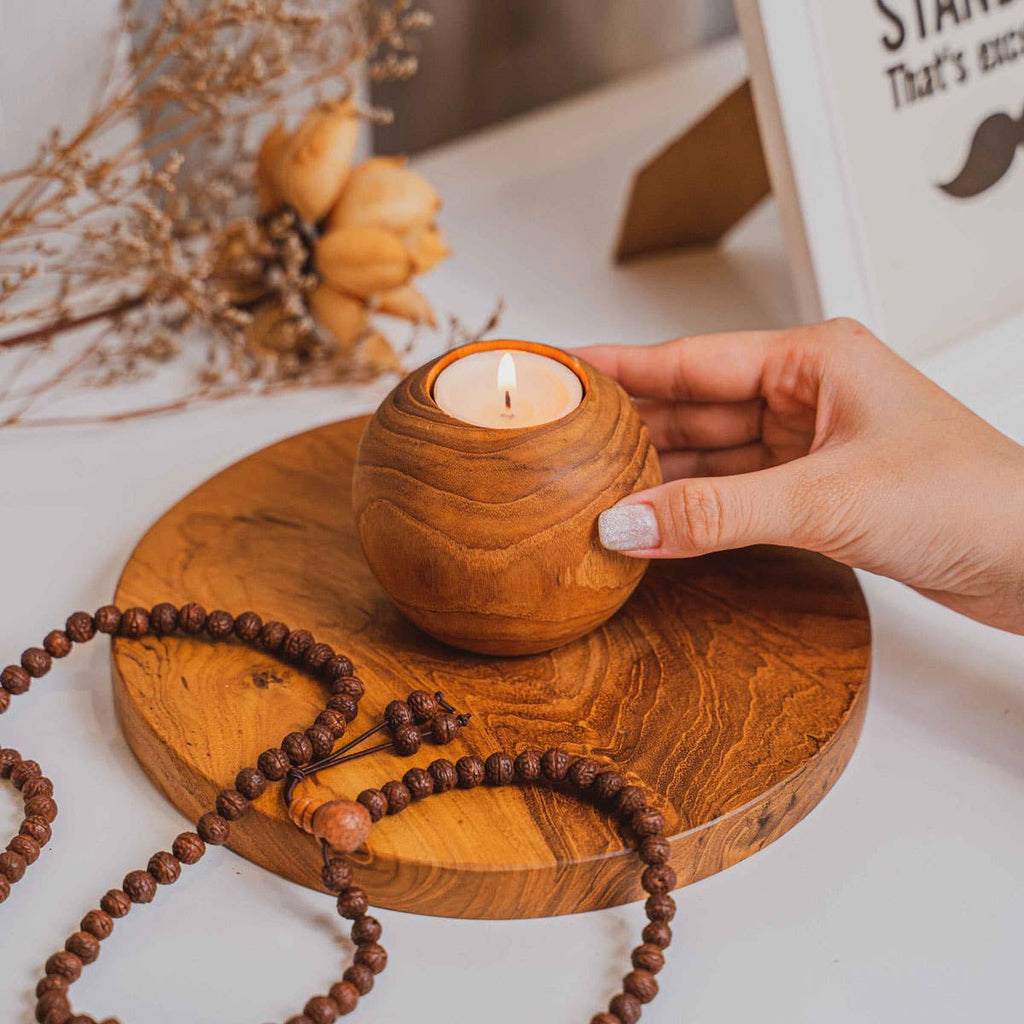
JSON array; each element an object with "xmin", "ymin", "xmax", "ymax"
[{"xmin": 504, "ymin": 390, "xmax": 512, "ymax": 410}]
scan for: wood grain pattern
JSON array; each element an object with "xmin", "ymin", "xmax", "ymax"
[
  {"xmin": 112, "ymin": 415, "xmax": 871, "ymax": 919},
  {"xmin": 353, "ymin": 340, "xmax": 662, "ymax": 655}
]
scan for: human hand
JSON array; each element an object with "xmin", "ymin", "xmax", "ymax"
[{"xmin": 578, "ymin": 319, "xmax": 1024, "ymax": 634}]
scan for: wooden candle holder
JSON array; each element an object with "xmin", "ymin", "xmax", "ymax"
[{"xmin": 352, "ymin": 340, "xmax": 661, "ymax": 655}]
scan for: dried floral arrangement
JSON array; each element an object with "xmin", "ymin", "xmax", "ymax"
[{"xmin": 0, "ymin": 0, "xmax": 488, "ymax": 428}]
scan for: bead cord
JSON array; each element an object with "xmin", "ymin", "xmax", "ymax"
[{"xmin": 0, "ymin": 604, "xmax": 674, "ymax": 1024}]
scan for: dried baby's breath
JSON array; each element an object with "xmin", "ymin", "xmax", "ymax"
[{"xmin": 0, "ymin": 0, "xmax": 439, "ymax": 428}]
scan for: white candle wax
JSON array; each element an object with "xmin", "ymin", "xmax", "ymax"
[{"xmin": 432, "ymin": 349, "xmax": 583, "ymax": 429}]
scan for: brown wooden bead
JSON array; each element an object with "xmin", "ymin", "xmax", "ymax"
[
  {"xmin": 100, "ymin": 889, "xmax": 132, "ymax": 918},
  {"xmin": 282, "ymin": 731, "xmax": 313, "ymax": 765},
  {"xmin": 148, "ymin": 603, "xmax": 179, "ymax": 636},
  {"xmin": 119, "ymin": 607, "xmax": 149, "ymax": 638},
  {"xmin": 2, "ymin": 664, "xmax": 31, "ymax": 694},
  {"xmin": 147, "ymin": 851, "xmax": 181, "ymax": 885},
  {"xmin": 403, "ymin": 767, "xmax": 434, "ymax": 800},
  {"xmin": 632, "ymin": 808, "xmax": 666, "ymax": 839},
  {"xmin": 329, "ymin": 676, "xmax": 365, "ymax": 701},
  {"xmin": 80, "ymin": 910, "xmax": 114, "ymax": 941},
  {"xmin": 216, "ymin": 789, "xmax": 249, "ymax": 821},
  {"xmin": 327, "ymin": 981, "xmax": 359, "ymax": 1015},
  {"xmin": 172, "ymin": 832, "xmax": 205, "ymax": 865},
  {"xmin": 258, "ymin": 620, "xmax": 289, "ymax": 652},
  {"xmin": 428, "ymin": 758, "xmax": 457, "ymax": 792},
  {"xmin": 316, "ymin": 709, "xmax": 347, "ymax": 739},
  {"xmin": 406, "ymin": 689, "xmax": 438, "ymax": 722},
  {"xmin": 392, "ymin": 723, "xmax": 421, "ymax": 756},
  {"xmin": 66, "ymin": 931, "xmax": 101, "ymax": 964},
  {"xmin": 641, "ymin": 864, "xmax": 677, "ymax": 894},
  {"xmin": 283, "ymin": 628, "xmax": 314, "ymax": 663},
  {"xmin": 327, "ymin": 695, "xmax": 359, "ymax": 723},
  {"xmin": 591, "ymin": 1015, "xmax": 619, "ymax": 1024},
  {"xmin": 8, "ymin": 834, "xmax": 40, "ymax": 865},
  {"xmin": 568, "ymin": 757, "xmax": 601, "ymax": 791},
  {"xmin": 196, "ymin": 812, "xmax": 230, "ymax": 845},
  {"xmin": 45, "ymin": 950, "xmax": 82, "ymax": 981},
  {"xmin": 336, "ymin": 886, "xmax": 369, "ymax": 919},
  {"xmin": 312, "ymin": 800, "xmax": 372, "ymax": 852},
  {"xmin": 304, "ymin": 642, "xmax": 335, "ymax": 673},
  {"xmin": 644, "ymin": 892, "xmax": 676, "ymax": 922},
  {"xmin": 638, "ymin": 835, "xmax": 670, "ymax": 866},
  {"xmin": 624, "ymin": 969, "xmax": 658, "ymax": 1004},
  {"xmin": 36, "ymin": 990, "xmax": 71, "ymax": 1023},
  {"xmin": 44, "ymin": 631, "xmax": 73, "ymax": 659},
  {"xmin": 257, "ymin": 747, "xmax": 291, "ymax": 781},
  {"xmin": 321, "ymin": 857, "xmax": 354, "ymax": 893},
  {"xmin": 631, "ymin": 944, "xmax": 665, "ymax": 974},
  {"xmin": 616, "ymin": 785, "xmax": 646, "ymax": 818},
  {"xmin": 343, "ymin": 963, "xmax": 374, "ymax": 995},
  {"xmin": 25, "ymin": 796, "xmax": 59, "ymax": 823},
  {"xmin": 354, "ymin": 942, "xmax": 387, "ymax": 974},
  {"xmin": 0, "ymin": 850, "xmax": 27, "ymax": 882},
  {"xmin": 384, "ymin": 700, "xmax": 413, "ymax": 730},
  {"xmin": 609, "ymin": 992, "xmax": 642, "ymax": 1024},
  {"xmin": 177, "ymin": 602, "xmax": 207, "ymax": 634},
  {"xmin": 36, "ymin": 975, "xmax": 69, "ymax": 997},
  {"xmin": 233, "ymin": 610, "xmax": 263, "ymax": 642},
  {"xmin": 93, "ymin": 605, "xmax": 122, "ymax": 634},
  {"xmin": 485, "ymin": 751, "xmax": 514, "ymax": 786},
  {"xmin": 540, "ymin": 748, "xmax": 572, "ymax": 782},
  {"xmin": 356, "ymin": 789, "xmax": 388, "ymax": 822},
  {"xmin": 456, "ymin": 755, "xmax": 485, "ymax": 788},
  {"xmin": 350, "ymin": 915, "xmax": 382, "ymax": 945},
  {"xmin": 11, "ymin": 758, "xmax": 42, "ymax": 788},
  {"xmin": 65, "ymin": 612, "xmax": 95, "ymax": 644},
  {"xmin": 306, "ymin": 723, "xmax": 335, "ymax": 759},
  {"xmin": 0, "ymin": 873, "xmax": 9, "ymax": 903},
  {"xmin": 0, "ymin": 688, "xmax": 9, "ymax": 714},
  {"xmin": 512, "ymin": 749, "xmax": 544, "ymax": 778},
  {"xmin": 0, "ymin": 747, "xmax": 21, "ymax": 776},
  {"xmin": 321, "ymin": 654, "xmax": 354, "ymax": 682},
  {"xmin": 67, "ymin": 1016, "xmax": 99, "ymax": 1024},
  {"xmin": 123, "ymin": 869, "xmax": 157, "ymax": 903},
  {"xmin": 303, "ymin": 996, "xmax": 338, "ymax": 1024},
  {"xmin": 234, "ymin": 767, "xmax": 267, "ymax": 801},
  {"xmin": 592, "ymin": 771, "xmax": 625, "ymax": 805},
  {"xmin": 204, "ymin": 609, "xmax": 235, "ymax": 639},
  {"xmin": 22, "ymin": 647, "xmax": 52, "ymax": 677},
  {"xmin": 23, "ymin": 775, "xmax": 55, "ymax": 800},
  {"xmin": 20, "ymin": 816, "xmax": 52, "ymax": 845},
  {"xmin": 380, "ymin": 780, "xmax": 410, "ymax": 814},
  {"xmin": 429, "ymin": 712, "xmax": 459, "ymax": 744}
]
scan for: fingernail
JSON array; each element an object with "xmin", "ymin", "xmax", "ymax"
[{"xmin": 598, "ymin": 503, "xmax": 660, "ymax": 552}]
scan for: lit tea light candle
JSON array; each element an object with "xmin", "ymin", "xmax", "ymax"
[{"xmin": 432, "ymin": 347, "xmax": 583, "ymax": 428}]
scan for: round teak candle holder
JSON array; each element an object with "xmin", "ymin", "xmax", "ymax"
[{"xmin": 351, "ymin": 339, "xmax": 662, "ymax": 655}]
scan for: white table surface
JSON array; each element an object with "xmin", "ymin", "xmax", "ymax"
[{"xmin": 2, "ymin": 37, "xmax": 1022, "ymax": 1024}]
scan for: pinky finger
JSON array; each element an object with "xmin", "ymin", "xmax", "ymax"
[{"xmin": 659, "ymin": 444, "xmax": 778, "ymax": 481}]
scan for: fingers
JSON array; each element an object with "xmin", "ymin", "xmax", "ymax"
[
  {"xmin": 598, "ymin": 460, "xmax": 814, "ymax": 559},
  {"xmin": 658, "ymin": 444, "xmax": 778, "ymax": 481},
  {"xmin": 639, "ymin": 398, "xmax": 764, "ymax": 451},
  {"xmin": 576, "ymin": 330, "xmax": 785, "ymax": 402}
]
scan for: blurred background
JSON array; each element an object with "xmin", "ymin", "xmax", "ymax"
[{"xmin": 372, "ymin": 0, "xmax": 737, "ymax": 153}]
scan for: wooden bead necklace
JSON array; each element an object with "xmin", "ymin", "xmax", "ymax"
[{"xmin": 0, "ymin": 603, "xmax": 675, "ymax": 1024}]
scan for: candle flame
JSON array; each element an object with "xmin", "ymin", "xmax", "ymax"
[{"xmin": 497, "ymin": 352, "xmax": 517, "ymax": 393}]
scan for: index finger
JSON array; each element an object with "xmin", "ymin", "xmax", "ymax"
[{"xmin": 574, "ymin": 330, "xmax": 784, "ymax": 403}]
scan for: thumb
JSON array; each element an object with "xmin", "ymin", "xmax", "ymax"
[{"xmin": 598, "ymin": 462, "xmax": 814, "ymax": 558}]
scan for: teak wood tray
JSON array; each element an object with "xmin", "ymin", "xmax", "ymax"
[{"xmin": 112, "ymin": 415, "xmax": 871, "ymax": 919}]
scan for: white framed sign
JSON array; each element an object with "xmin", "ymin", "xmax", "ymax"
[{"xmin": 736, "ymin": 0, "xmax": 1024, "ymax": 357}]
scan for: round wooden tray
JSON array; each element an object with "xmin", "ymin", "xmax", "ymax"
[{"xmin": 112, "ymin": 416, "xmax": 871, "ymax": 919}]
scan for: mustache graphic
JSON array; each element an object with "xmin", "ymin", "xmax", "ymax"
[{"xmin": 938, "ymin": 103, "xmax": 1024, "ymax": 199}]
